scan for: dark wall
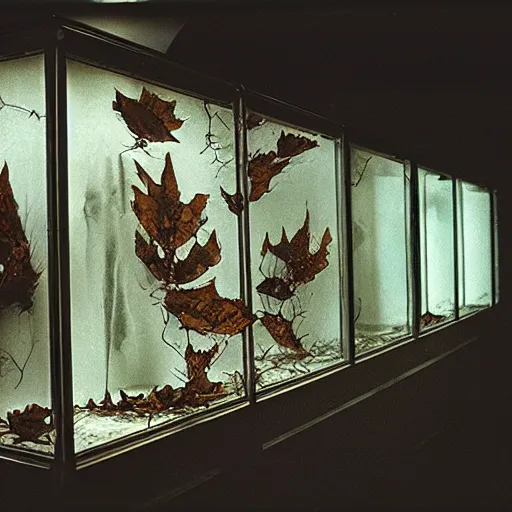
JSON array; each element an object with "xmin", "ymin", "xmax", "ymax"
[{"xmin": 162, "ymin": 6, "xmax": 512, "ymax": 508}]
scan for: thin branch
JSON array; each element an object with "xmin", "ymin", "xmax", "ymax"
[{"xmin": 0, "ymin": 94, "xmax": 45, "ymax": 121}]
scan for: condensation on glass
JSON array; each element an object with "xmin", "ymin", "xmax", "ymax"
[
  {"xmin": 351, "ymin": 146, "xmax": 411, "ymax": 355},
  {"xmin": 418, "ymin": 168, "xmax": 455, "ymax": 331},
  {"xmin": 246, "ymin": 111, "xmax": 343, "ymax": 391},
  {"xmin": 0, "ymin": 55, "xmax": 53, "ymax": 454},
  {"xmin": 457, "ymin": 180, "xmax": 492, "ymax": 317},
  {"xmin": 67, "ymin": 60, "xmax": 245, "ymax": 452}
]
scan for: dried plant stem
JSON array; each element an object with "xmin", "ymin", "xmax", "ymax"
[{"xmin": 0, "ymin": 94, "xmax": 45, "ymax": 121}]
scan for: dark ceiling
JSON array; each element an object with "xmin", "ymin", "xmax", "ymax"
[{"xmin": 167, "ymin": 4, "xmax": 512, "ymax": 190}]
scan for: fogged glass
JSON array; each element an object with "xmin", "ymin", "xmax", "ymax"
[
  {"xmin": 418, "ymin": 169, "xmax": 455, "ymax": 330},
  {"xmin": 351, "ymin": 147, "xmax": 411, "ymax": 355},
  {"xmin": 247, "ymin": 112, "xmax": 343, "ymax": 391},
  {"xmin": 457, "ymin": 180, "xmax": 492, "ymax": 316},
  {"xmin": 67, "ymin": 60, "xmax": 246, "ymax": 452},
  {"xmin": 0, "ymin": 56, "xmax": 53, "ymax": 454}
]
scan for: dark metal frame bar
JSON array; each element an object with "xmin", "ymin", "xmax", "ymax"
[
  {"xmin": 454, "ymin": 179, "xmax": 463, "ymax": 317},
  {"xmin": 342, "ymin": 135, "xmax": 356, "ymax": 364},
  {"xmin": 492, "ymin": 189, "xmax": 499, "ymax": 305},
  {"xmin": 46, "ymin": 33, "xmax": 77, "ymax": 483},
  {"xmin": 451, "ymin": 177, "xmax": 460, "ymax": 321},
  {"xmin": 234, "ymin": 85, "xmax": 256, "ymax": 404},
  {"xmin": 409, "ymin": 162, "xmax": 421, "ymax": 339}
]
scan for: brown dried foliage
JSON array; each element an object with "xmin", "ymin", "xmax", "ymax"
[
  {"xmin": 2, "ymin": 404, "xmax": 53, "ymax": 443},
  {"xmin": 248, "ymin": 131, "xmax": 318, "ymax": 202},
  {"xmin": 113, "ymin": 87, "xmax": 184, "ymax": 144},
  {"xmin": 0, "ymin": 163, "xmax": 40, "ymax": 312},
  {"xmin": 420, "ymin": 311, "xmax": 446, "ymax": 328},
  {"xmin": 220, "ymin": 186, "xmax": 244, "ymax": 216},
  {"xmin": 261, "ymin": 210, "xmax": 332, "ymax": 287},
  {"xmin": 164, "ymin": 278, "xmax": 256, "ymax": 336},
  {"xmin": 260, "ymin": 312, "xmax": 308, "ymax": 355}
]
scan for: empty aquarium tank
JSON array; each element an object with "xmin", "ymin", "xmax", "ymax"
[
  {"xmin": 457, "ymin": 180, "xmax": 492, "ymax": 316},
  {"xmin": 246, "ymin": 110, "xmax": 344, "ymax": 390},
  {"xmin": 67, "ymin": 61, "xmax": 252, "ymax": 452},
  {"xmin": 350, "ymin": 146, "xmax": 412, "ymax": 355},
  {"xmin": 0, "ymin": 55, "xmax": 53, "ymax": 455},
  {"xmin": 418, "ymin": 168, "xmax": 455, "ymax": 330}
]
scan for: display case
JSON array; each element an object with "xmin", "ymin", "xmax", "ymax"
[
  {"xmin": 244, "ymin": 95, "xmax": 345, "ymax": 392},
  {"xmin": 457, "ymin": 180, "xmax": 493, "ymax": 317},
  {"xmin": 0, "ymin": 17, "xmax": 498, "ymax": 491},
  {"xmin": 0, "ymin": 55, "xmax": 53, "ymax": 457},
  {"xmin": 418, "ymin": 168, "xmax": 455, "ymax": 331},
  {"xmin": 350, "ymin": 146, "xmax": 412, "ymax": 355}
]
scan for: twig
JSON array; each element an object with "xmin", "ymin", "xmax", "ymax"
[
  {"xmin": 0, "ymin": 94, "xmax": 45, "ymax": 121},
  {"xmin": 201, "ymin": 101, "xmax": 233, "ymax": 175},
  {"xmin": 353, "ymin": 155, "xmax": 372, "ymax": 187}
]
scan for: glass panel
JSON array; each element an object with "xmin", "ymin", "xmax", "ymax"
[
  {"xmin": 457, "ymin": 180, "xmax": 492, "ymax": 316},
  {"xmin": 0, "ymin": 55, "xmax": 53, "ymax": 454},
  {"xmin": 493, "ymin": 190, "xmax": 499, "ymax": 304},
  {"xmin": 351, "ymin": 146, "xmax": 411, "ymax": 355},
  {"xmin": 418, "ymin": 169, "xmax": 455, "ymax": 330},
  {"xmin": 247, "ymin": 111, "xmax": 343, "ymax": 391},
  {"xmin": 67, "ymin": 60, "xmax": 247, "ymax": 453}
]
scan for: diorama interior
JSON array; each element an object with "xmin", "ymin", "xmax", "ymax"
[
  {"xmin": 0, "ymin": 15, "xmax": 500, "ymax": 501},
  {"xmin": 418, "ymin": 167, "xmax": 455, "ymax": 331}
]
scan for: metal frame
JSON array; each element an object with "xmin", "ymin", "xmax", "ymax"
[{"xmin": 492, "ymin": 189, "xmax": 499, "ymax": 305}]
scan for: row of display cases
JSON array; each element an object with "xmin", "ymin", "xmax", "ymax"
[{"xmin": 0, "ymin": 16, "xmax": 499, "ymax": 472}]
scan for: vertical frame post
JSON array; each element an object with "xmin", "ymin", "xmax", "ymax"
[
  {"xmin": 45, "ymin": 30, "xmax": 75, "ymax": 485},
  {"xmin": 489, "ymin": 190, "xmax": 496, "ymax": 306},
  {"xmin": 409, "ymin": 162, "xmax": 420, "ymax": 338},
  {"xmin": 234, "ymin": 86, "xmax": 256, "ymax": 403},
  {"xmin": 452, "ymin": 178, "xmax": 460, "ymax": 320},
  {"xmin": 342, "ymin": 134, "xmax": 355, "ymax": 364},
  {"xmin": 492, "ymin": 189, "xmax": 499, "ymax": 305}
]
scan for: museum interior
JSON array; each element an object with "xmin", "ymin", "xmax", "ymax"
[{"xmin": 0, "ymin": 3, "xmax": 510, "ymax": 509}]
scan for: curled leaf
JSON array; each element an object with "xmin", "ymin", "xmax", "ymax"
[
  {"xmin": 248, "ymin": 152, "xmax": 291, "ymax": 202},
  {"xmin": 132, "ymin": 153, "xmax": 208, "ymax": 252},
  {"xmin": 113, "ymin": 87, "xmax": 184, "ymax": 143},
  {"xmin": 260, "ymin": 312, "xmax": 308, "ymax": 355},
  {"xmin": 6, "ymin": 404, "xmax": 53, "ymax": 443},
  {"xmin": 164, "ymin": 278, "xmax": 256, "ymax": 336},
  {"xmin": 220, "ymin": 186, "xmax": 244, "ymax": 215},
  {"xmin": 256, "ymin": 276, "xmax": 295, "ymax": 301},
  {"xmin": 246, "ymin": 112, "xmax": 266, "ymax": 130},
  {"xmin": 262, "ymin": 209, "xmax": 332, "ymax": 286},
  {"xmin": 0, "ymin": 163, "xmax": 40, "ymax": 312},
  {"xmin": 173, "ymin": 230, "xmax": 221, "ymax": 284},
  {"xmin": 420, "ymin": 311, "xmax": 446, "ymax": 328},
  {"xmin": 276, "ymin": 130, "xmax": 318, "ymax": 159}
]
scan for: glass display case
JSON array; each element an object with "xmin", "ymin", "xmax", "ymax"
[
  {"xmin": 350, "ymin": 146, "xmax": 412, "ymax": 355},
  {"xmin": 457, "ymin": 180, "xmax": 493, "ymax": 317},
  {"xmin": 418, "ymin": 168, "xmax": 455, "ymax": 331},
  {"xmin": 0, "ymin": 16, "xmax": 498, "ymax": 480},
  {"xmin": 0, "ymin": 55, "xmax": 53, "ymax": 456},
  {"xmin": 67, "ymin": 60, "xmax": 248, "ymax": 453},
  {"xmin": 245, "ymin": 105, "xmax": 344, "ymax": 391}
]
